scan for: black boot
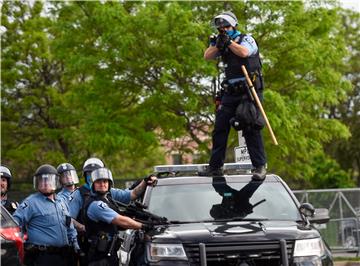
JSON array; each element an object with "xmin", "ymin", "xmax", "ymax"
[
  {"xmin": 252, "ymin": 165, "xmax": 266, "ymax": 181},
  {"xmin": 198, "ymin": 167, "xmax": 223, "ymax": 176}
]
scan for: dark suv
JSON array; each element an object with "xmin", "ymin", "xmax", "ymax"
[{"xmin": 119, "ymin": 164, "xmax": 333, "ymax": 266}]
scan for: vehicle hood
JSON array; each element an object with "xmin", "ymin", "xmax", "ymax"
[{"xmin": 150, "ymin": 221, "xmax": 320, "ymax": 243}]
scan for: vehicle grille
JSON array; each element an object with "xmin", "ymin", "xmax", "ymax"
[{"xmin": 183, "ymin": 240, "xmax": 294, "ymax": 266}]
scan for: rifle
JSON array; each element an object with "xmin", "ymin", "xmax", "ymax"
[{"xmin": 111, "ymin": 199, "xmax": 168, "ymax": 225}]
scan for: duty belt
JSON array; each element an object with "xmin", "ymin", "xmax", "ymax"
[
  {"xmin": 24, "ymin": 243, "xmax": 71, "ymax": 254},
  {"xmin": 222, "ymin": 78, "xmax": 247, "ymax": 95}
]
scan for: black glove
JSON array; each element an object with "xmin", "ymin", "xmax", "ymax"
[
  {"xmin": 144, "ymin": 174, "xmax": 157, "ymax": 186},
  {"xmin": 141, "ymin": 223, "xmax": 154, "ymax": 232},
  {"xmin": 216, "ymin": 33, "xmax": 232, "ymax": 51},
  {"xmin": 209, "ymin": 34, "xmax": 217, "ymax": 46}
]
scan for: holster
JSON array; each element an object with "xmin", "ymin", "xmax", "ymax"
[{"xmin": 90, "ymin": 232, "xmax": 109, "ymax": 253}]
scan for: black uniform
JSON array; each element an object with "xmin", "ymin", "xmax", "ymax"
[{"xmin": 209, "ymin": 33, "xmax": 266, "ymax": 170}]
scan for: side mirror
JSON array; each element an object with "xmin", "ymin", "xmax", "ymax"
[
  {"xmin": 299, "ymin": 203, "xmax": 315, "ymax": 217},
  {"xmin": 310, "ymin": 208, "xmax": 330, "ymax": 224}
]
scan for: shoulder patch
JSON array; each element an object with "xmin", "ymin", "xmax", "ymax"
[
  {"xmin": 243, "ymin": 35, "xmax": 255, "ymax": 44},
  {"xmin": 20, "ymin": 201, "xmax": 28, "ymax": 209},
  {"xmin": 97, "ymin": 202, "xmax": 107, "ymax": 210}
]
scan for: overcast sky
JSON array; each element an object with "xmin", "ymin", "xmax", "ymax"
[{"xmin": 339, "ymin": 0, "xmax": 360, "ymax": 11}]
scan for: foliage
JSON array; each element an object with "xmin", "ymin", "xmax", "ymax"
[
  {"xmin": 304, "ymin": 154, "xmax": 355, "ymax": 189},
  {"xmin": 325, "ymin": 9, "xmax": 360, "ymax": 186},
  {"xmin": 1, "ymin": 1, "xmax": 356, "ymax": 189}
]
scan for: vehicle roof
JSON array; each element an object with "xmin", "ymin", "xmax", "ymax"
[{"xmin": 155, "ymin": 174, "xmax": 282, "ymax": 186}]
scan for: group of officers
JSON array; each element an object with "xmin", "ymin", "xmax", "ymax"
[
  {"xmin": 1, "ymin": 10, "xmax": 268, "ymax": 266},
  {"xmin": 1, "ymin": 158, "xmax": 156, "ymax": 266}
]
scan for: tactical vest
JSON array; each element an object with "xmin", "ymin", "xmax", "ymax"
[
  {"xmin": 77, "ymin": 185, "xmax": 91, "ymax": 223},
  {"xmin": 84, "ymin": 194, "xmax": 118, "ymax": 239},
  {"xmin": 222, "ymin": 34, "xmax": 262, "ymax": 80}
]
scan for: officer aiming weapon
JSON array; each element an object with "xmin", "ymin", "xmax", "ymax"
[
  {"xmin": 111, "ymin": 198, "xmax": 168, "ymax": 226},
  {"xmin": 241, "ymin": 65, "xmax": 278, "ymax": 145}
]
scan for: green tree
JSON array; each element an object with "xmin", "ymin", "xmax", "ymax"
[
  {"xmin": 326, "ymin": 9, "xmax": 360, "ymax": 186},
  {"xmin": 1, "ymin": 1, "xmax": 355, "ymax": 190},
  {"xmin": 2, "ymin": 1, "xmax": 66, "ymax": 179}
]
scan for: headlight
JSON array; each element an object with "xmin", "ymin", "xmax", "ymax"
[
  {"xmin": 149, "ymin": 243, "xmax": 187, "ymax": 260},
  {"xmin": 293, "ymin": 256, "xmax": 322, "ymax": 266},
  {"xmin": 293, "ymin": 238, "xmax": 325, "ymax": 257}
]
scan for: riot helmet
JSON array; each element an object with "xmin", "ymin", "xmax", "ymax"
[
  {"xmin": 82, "ymin": 157, "xmax": 104, "ymax": 185},
  {"xmin": 57, "ymin": 163, "xmax": 79, "ymax": 186},
  {"xmin": 0, "ymin": 165, "xmax": 12, "ymax": 195},
  {"xmin": 33, "ymin": 164, "xmax": 60, "ymax": 193},
  {"xmin": 212, "ymin": 11, "xmax": 238, "ymax": 29},
  {"xmin": 90, "ymin": 167, "xmax": 114, "ymax": 194}
]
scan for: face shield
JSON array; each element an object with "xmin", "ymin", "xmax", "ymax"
[
  {"xmin": 211, "ymin": 13, "xmax": 238, "ymax": 31},
  {"xmin": 91, "ymin": 168, "xmax": 114, "ymax": 186},
  {"xmin": 33, "ymin": 174, "xmax": 60, "ymax": 191},
  {"xmin": 60, "ymin": 170, "xmax": 79, "ymax": 186},
  {"xmin": 90, "ymin": 168, "xmax": 114, "ymax": 194},
  {"xmin": 213, "ymin": 17, "xmax": 231, "ymax": 29}
]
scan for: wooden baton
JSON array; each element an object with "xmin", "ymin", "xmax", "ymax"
[{"xmin": 241, "ymin": 65, "xmax": 278, "ymax": 145}]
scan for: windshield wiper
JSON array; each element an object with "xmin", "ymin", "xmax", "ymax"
[
  {"xmin": 167, "ymin": 217, "xmax": 269, "ymax": 224},
  {"xmin": 212, "ymin": 217, "xmax": 269, "ymax": 222}
]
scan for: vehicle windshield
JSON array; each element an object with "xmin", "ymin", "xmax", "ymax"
[
  {"xmin": 1, "ymin": 206, "xmax": 18, "ymax": 228},
  {"xmin": 147, "ymin": 177, "xmax": 301, "ymax": 222}
]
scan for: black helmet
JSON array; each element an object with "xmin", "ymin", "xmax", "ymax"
[
  {"xmin": 83, "ymin": 157, "xmax": 104, "ymax": 174},
  {"xmin": 33, "ymin": 164, "xmax": 60, "ymax": 191},
  {"xmin": 57, "ymin": 163, "xmax": 79, "ymax": 186},
  {"xmin": 0, "ymin": 165, "xmax": 12, "ymax": 190},
  {"xmin": 90, "ymin": 167, "xmax": 114, "ymax": 193},
  {"xmin": 213, "ymin": 11, "xmax": 238, "ymax": 28}
]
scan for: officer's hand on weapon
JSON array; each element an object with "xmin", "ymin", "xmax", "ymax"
[
  {"xmin": 216, "ymin": 33, "xmax": 232, "ymax": 51},
  {"xmin": 141, "ymin": 223, "xmax": 154, "ymax": 232},
  {"xmin": 209, "ymin": 34, "xmax": 217, "ymax": 47},
  {"xmin": 144, "ymin": 174, "xmax": 157, "ymax": 187}
]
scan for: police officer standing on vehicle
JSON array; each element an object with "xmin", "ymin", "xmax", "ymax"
[
  {"xmin": 84, "ymin": 167, "xmax": 150, "ymax": 266},
  {"xmin": 13, "ymin": 164, "xmax": 79, "ymax": 266},
  {"xmin": 57, "ymin": 162, "xmax": 79, "ymax": 202},
  {"xmin": 0, "ymin": 165, "xmax": 19, "ymax": 214},
  {"xmin": 201, "ymin": 11, "xmax": 267, "ymax": 180}
]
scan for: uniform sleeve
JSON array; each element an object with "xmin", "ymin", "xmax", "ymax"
[
  {"xmin": 87, "ymin": 201, "xmax": 119, "ymax": 224},
  {"xmin": 67, "ymin": 217, "xmax": 79, "ymax": 249},
  {"xmin": 12, "ymin": 199, "xmax": 32, "ymax": 228},
  {"xmin": 110, "ymin": 188, "xmax": 131, "ymax": 205},
  {"xmin": 240, "ymin": 35, "xmax": 258, "ymax": 56},
  {"xmin": 68, "ymin": 190, "xmax": 83, "ymax": 218},
  {"xmin": 57, "ymin": 189, "xmax": 71, "ymax": 204}
]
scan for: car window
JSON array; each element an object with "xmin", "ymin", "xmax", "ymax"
[
  {"xmin": 148, "ymin": 178, "xmax": 301, "ymax": 222},
  {"xmin": 1, "ymin": 206, "xmax": 18, "ymax": 228}
]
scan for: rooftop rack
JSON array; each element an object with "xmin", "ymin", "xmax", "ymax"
[{"xmin": 154, "ymin": 162, "xmax": 252, "ymax": 176}]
